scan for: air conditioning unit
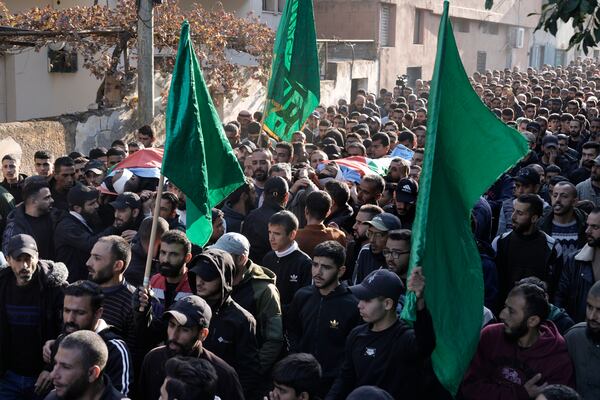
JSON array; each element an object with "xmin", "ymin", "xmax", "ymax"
[{"xmin": 509, "ymin": 27, "xmax": 525, "ymax": 49}]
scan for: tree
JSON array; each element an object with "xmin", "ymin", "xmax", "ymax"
[
  {"xmin": 485, "ymin": 0, "xmax": 600, "ymax": 54},
  {"xmin": 0, "ymin": 1, "xmax": 275, "ymax": 103}
]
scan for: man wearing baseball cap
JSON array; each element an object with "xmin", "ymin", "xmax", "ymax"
[
  {"xmin": 139, "ymin": 295, "xmax": 244, "ymax": 400},
  {"xmin": 109, "ymin": 192, "xmax": 142, "ymax": 242},
  {"xmin": 0, "ymin": 234, "xmax": 68, "ymax": 398},
  {"xmin": 385, "ymin": 177, "xmax": 418, "ymax": 229},
  {"xmin": 352, "ymin": 212, "xmax": 401, "ymax": 284},
  {"xmin": 216, "ymin": 233, "xmax": 284, "ymax": 380},
  {"xmin": 327, "ymin": 267, "xmax": 435, "ymax": 400}
]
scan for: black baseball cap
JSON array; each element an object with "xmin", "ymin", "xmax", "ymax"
[
  {"xmin": 189, "ymin": 257, "xmax": 221, "ymax": 282},
  {"xmin": 6, "ymin": 234, "xmax": 38, "ymax": 259},
  {"xmin": 349, "ymin": 269, "xmax": 404, "ymax": 301},
  {"xmin": 365, "ymin": 213, "xmax": 402, "ymax": 232},
  {"xmin": 541, "ymin": 135, "xmax": 558, "ymax": 148},
  {"xmin": 84, "ymin": 160, "xmax": 105, "ymax": 175},
  {"xmin": 67, "ymin": 184, "xmax": 99, "ymax": 207},
  {"xmin": 514, "ymin": 167, "xmax": 541, "ymax": 186},
  {"xmin": 395, "ymin": 178, "xmax": 418, "ymax": 203},
  {"xmin": 109, "ymin": 192, "xmax": 141, "ymax": 210},
  {"xmin": 347, "ymin": 386, "xmax": 394, "ymax": 400},
  {"xmin": 164, "ymin": 295, "xmax": 212, "ymax": 328}
]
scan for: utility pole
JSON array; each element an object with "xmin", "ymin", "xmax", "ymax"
[{"xmin": 137, "ymin": 0, "xmax": 154, "ymax": 126}]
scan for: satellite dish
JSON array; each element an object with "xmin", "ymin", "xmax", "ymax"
[{"xmin": 48, "ymin": 41, "xmax": 66, "ymax": 51}]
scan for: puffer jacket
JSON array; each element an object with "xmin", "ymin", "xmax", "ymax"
[{"xmin": 555, "ymin": 244, "xmax": 596, "ymax": 322}]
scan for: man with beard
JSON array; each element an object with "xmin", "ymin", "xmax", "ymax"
[
  {"xmin": 384, "ymin": 178, "xmax": 418, "ymax": 229},
  {"xmin": 565, "ymin": 281, "xmax": 600, "ymax": 399},
  {"xmin": 3, "ymin": 177, "xmax": 58, "ymax": 260},
  {"xmin": 539, "ymin": 181, "xmax": 587, "ymax": 262},
  {"xmin": 109, "ymin": 192, "xmax": 142, "ymax": 243},
  {"xmin": 137, "ymin": 230, "xmax": 194, "ymax": 337},
  {"xmin": 48, "ymin": 157, "xmax": 76, "ymax": 211},
  {"xmin": 55, "ymin": 184, "xmax": 118, "ymax": 282},
  {"xmin": 86, "ymin": 236, "xmax": 140, "ymax": 377},
  {"xmin": 0, "ymin": 234, "xmax": 67, "ymax": 399},
  {"xmin": 190, "ymin": 248, "xmax": 261, "ymax": 399},
  {"xmin": 493, "ymin": 194, "xmax": 563, "ymax": 312},
  {"xmin": 576, "ymin": 155, "xmax": 600, "ymax": 207},
  {"xmin": 345, "ymin": 205, "xmax": 384, "ymax": 282},
  {"xmin": 287, "ymin": 241, "xmax": 361, "ymax": 396},
  {"xmin": 138, "ymin": 295, "xmax": 244, "ymax": 400},
  {"xmin": 222, "ymin": 179, "xmax": 256, "ymax": 234},
  {"xmin": 568, "ymin": 141, "xmax": 600, "ymax": 185},
  {"xmin": 383, "ymin": 229, "xmax": 412, "ymax": 313},
  {"xmin": 356, "ymin": 174, "xmax": 385, "ymax": 208},
  {"xmin": 461, "ymin": 283, "xmax": 573, "ymax": 399},
  {"xmin": 556, "ymin": 209, "xmax": 600, "ymax": 322},
  {"xmin": 42, "ymin": 281, "xmax": 132, "ymax": 396},
  {"xmin": 46, "ymin": 331, "xmax": 126, "ymax": 400},
  {"xmin": 251, "ymin": 148, "xmax": 272, "ymax": 203}
]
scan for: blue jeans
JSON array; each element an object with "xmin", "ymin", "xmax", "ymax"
[{"xmin": 0, "ymin": 370, "xmax": 40, "ymax": 400}]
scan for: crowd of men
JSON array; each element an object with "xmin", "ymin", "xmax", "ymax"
[{"xmin": 2, "ymin": 58, "xmax": 600, "ymax": 400}]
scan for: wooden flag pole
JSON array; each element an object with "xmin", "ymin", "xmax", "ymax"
[{"xmin": 139, "ymin": 173, "xmax": 165, "ymax": 310}]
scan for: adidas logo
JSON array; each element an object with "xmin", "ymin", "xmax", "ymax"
[
  {"xmin": 217, "ymin": 336, "xmax": 232, "ymax": 344},
  {"xmin": 330, "ymin": 319, "xmax": 339, "ymax": 329},
  {"xmin": 364, "ymin": 347, "xmax": 376, "ymax": 357},
  {"xmin": 367, "ymin": 274, "xmax": 376, "ymax": 284},
  {"xmin": 402, "ymin": 184, "xmax": 412, "ymax": 193},
  {"xmin": 290, "ymin": 274, "xmax": 298, "ymax": 283}
]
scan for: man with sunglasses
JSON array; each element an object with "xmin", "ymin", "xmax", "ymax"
[{"xmin": 352, "ymin": 213, "xmax": 401, "ymax": 284}]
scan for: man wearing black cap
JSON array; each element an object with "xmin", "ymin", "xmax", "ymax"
[
  {"xmin": 540, "ymin": 135, "xmax": 573, "ymax": 175},
  {"xmin": 139, "ymin": 295, "xmax": 244, "ymax": 400},
  {"xmin": 576, "ymin": 155, "xmax": 600, "ymax": 207},
  {"xmin": 497, "ymin": 166, "xmax": 546, "ymax": 235},
  {"xmin": 189, "ymin": 248, "xmax": 261, "ymax": 399},
  {"xmin": 0, "ymin": 234, "xmax": 68, "ymax": 399},
  {"xmin": 385, "ymin": 177, "xmax": 418, "ymax": 229},
  {"xmin": 242, "ymin": 176, "xmax": 289, "ymax": 263},
  {"xmin": 83, "ymin": 160, "xmax": 106, "ymax": 188},
  {"xmin": 352, "ymin": 212, "xmax": 402, "ymax": 285},
  {"xmin": 287, "ymin": 241, "xmax": 361, "ymax": 396},
  {"xmin": 110, "ymin": 192, "xmax": 142, "ymax": 243},
  {"xmin": 54, "ymin": 184, "xmax": 118, "ymax": 282},
  {"xmin": 326, "ymin": 267, "xmax": 435, "ymax": 400}
]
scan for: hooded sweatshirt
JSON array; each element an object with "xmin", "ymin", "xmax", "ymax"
[
  {"xmin": 461, "ymin": 322, "xmax": 574, "ymax": 400},
  {"xmin": 191, "ymin": 248, "xmax": 262, "ymax": 400}
]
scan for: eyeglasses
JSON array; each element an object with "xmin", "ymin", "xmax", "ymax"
[
  {"xmin": 382, "ymin": 249, "xmax": 410, "ymax": 259},
  {"xmin": 366, "ymin": 230, "xmax": 387, "ymax": 240}
]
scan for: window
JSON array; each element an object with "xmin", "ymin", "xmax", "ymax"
[
  {"xmin": 380, "ymin": 3, "xmax": 396, "ymax": 47},
  {"xmin": 413, "ymin": 8, "xmax": 424, "ymax": 44},
  {"xmin": 278, "ymin": 0, "xmax": 285, "ymax": 12},
  {"xmin": 454, "ymin": 18, "xmax": 470, "ymax": 33},
  {"xmin": 262, "ymin": 0, "xmax": 275, "ymax": 12},
  {"xmin": 555, "ymin": 49, "xmax": 566, "ymax": 66},
  {"xmin": 406, "ymin": 67, "xmax": 422, "ymax": 89},
  {"xmin": 480, "ymin": 21, "xmax": 498, "ymax": 34},
  {"xmin": 476, "ymin": 51, "xmax": 487, "ymax": 73},
  {"xmin": 48, "ymin": 48, "xmax": 78, "ymax": 73}
]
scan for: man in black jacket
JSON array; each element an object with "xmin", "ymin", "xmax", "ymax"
[
  {"xmin": 2, "ymin": 177, "xmax": 58, "ymax": 260},
  {"xmin": 190, "ymin": 248, "xmax": 261, "ymax": 399},
  {"xmin": 54, "ymin": 184, "xmax": 117, "ymax": 282},
  {"xmin": 0, "ymin": 234, "xmax": 67, "ymax": 399},
  {"xmin": 287, "ymin": 241, "xmax": 362, "ymax": 396},
  {"xmin": 242, "ymin": 176, "xmax": 288, "ymax": 263},
  {"xmin": 326, "ymin": 267, "xmax": 435, "ymax": 400},
  {"xmin": 48, "ymin": 156, "xmax": 76, "ymax": 212},
  {"xmin": 262, "ymin": 210, "xmax": 312, "ymax": 314},
  {"xmin": 42, "ymin": 280, "xmax": 132, "ymax": 396},
  {"xmin": 138, "ymin": 295, "xmax": 244, "ymax": 400}
]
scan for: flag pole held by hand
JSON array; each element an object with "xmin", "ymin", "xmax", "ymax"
[{"xmin": 140, "ymin": 173, "xmax": 165, "ymax": 311}]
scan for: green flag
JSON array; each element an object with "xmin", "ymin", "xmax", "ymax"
[
  {"xmin": 263, "ymin": 0, "xmax": 320, "ymax": 142},
  {"xmin": 162, "ymin": 21, "xmax": 245, "ymax": 247},
  {"xmin": 400, "ymin": 1, "xmax": 528, "ymax": 395}
]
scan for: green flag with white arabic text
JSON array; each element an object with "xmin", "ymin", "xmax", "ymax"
[
  {"xmin": 400, "ymin": 2, "xmax": 529, "ymax": 395},
  {"xmin": 263, "ymin": 0, "xmax": 320, "ymax": 142},
  {"xmin": 162, "ymin": 21, "xmax": 245, "ymax": 247}
]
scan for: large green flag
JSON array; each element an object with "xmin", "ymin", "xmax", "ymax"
[
  {"xmin": 263, "ymin": 0, "xmax": 320, "ymax": 142},
  {"xmin": 162, "ymin": 21, "xmax": 245, "ymax": 247},
  {"xmin": 400, "ymin": 1, "xmax": 528, "ymax": 395}
]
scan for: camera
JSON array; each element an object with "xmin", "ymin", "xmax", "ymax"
[{"xmin": 396, "ymin": 74, "xmax": 408, "ymax": 88}]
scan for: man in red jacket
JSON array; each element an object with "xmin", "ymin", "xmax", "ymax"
[{"xmin": 461, "ymin": 283, "xmax": 574, "ymax": 399}]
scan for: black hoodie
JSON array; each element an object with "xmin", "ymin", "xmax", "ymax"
[{"xmin": 191, "ymin": 248, "xmax": 262, "ymax": 400}]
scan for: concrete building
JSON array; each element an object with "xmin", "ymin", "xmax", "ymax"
[
  {"xmin": 181, "ymin": 0, "xmax": 284, "ymax": 30},
  {"xmin": 314, "ymin": 0, "xmax": 542, "ymax": 92},
  {"xmin": 530, "ymin": 21, "xmax": 597, "ymax": 68}
]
